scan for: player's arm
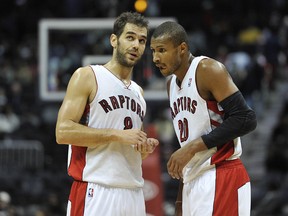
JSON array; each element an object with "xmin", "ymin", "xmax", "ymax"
[
  {"xmin": 197, "ymin": 58, "xmax": 257, "ymax": 149},
  {"xmin": 55, "ymin": 66, "xmax": 147, "ymax": 147}
]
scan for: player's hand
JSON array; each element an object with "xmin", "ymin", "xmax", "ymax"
[
  {"xmin": 119, "ymin": 129, "xmax": 147, "ymax": 146},
  {"xmin": 133, "ymin": 138, "xmax": 159, "ymax": 153},
  {"xmin": 167, "ymin": 139, "xmax": 207, "ymax": 180},
  {"xmin": 167, "ymin": 146, "xmax": 191, "ymax": 180}
]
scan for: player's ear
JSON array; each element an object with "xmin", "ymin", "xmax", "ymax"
[
  {"xmin": 110, "ymin": 34, "xmax": 117, "ymax": 48},
  {"xmin": 179, "ymin": 42, "xmax": 188, "ymax": 54}
]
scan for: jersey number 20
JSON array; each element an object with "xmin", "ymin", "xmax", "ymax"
[{"xmin": 178, "ymin": 118, "xmax": 188, "ymax": 142}]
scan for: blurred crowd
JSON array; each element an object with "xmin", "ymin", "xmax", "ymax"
[{"xmin": 0, "ymin": 0, "xmax": 288, "ymax": 215}]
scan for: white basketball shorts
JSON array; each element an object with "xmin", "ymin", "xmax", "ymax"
[
  {"xmin": 66, "ymin": 181, "xmax": 146, "ymax": 216},
  {"xmin": 182, "ymin": 159, "xmax": 251, "ymax": 216}
]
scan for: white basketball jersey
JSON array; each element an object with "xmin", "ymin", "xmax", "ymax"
[
  {"xmin": 67, "ymin": 65, "xmax": 146, "ymax": 188},
  {"xmin": 169, "ymin": 56, "xmax": 242, "ymax": 183}
]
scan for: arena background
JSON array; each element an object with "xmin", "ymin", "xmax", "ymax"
[{"xmin": 0, "ymin": 0, "xmax": 288, "ymax": 215}]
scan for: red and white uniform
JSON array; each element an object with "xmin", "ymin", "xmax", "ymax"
[
  {"xmin": 66, "ymin": 65, "xmax": 147, "ymax": 216},
  {"xmin": 169, "ymin": 56, "xmax": 251, "ymax": 216}
]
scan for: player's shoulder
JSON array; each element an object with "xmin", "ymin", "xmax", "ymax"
[
  {"xmin": 72, "ymin": 65, "xmax": 95, "ymax": 80},
  {"xmin": 198, "ymin": 57, "xmax": 227, "ymax": 75},
  {"xmin": 67, "ymin": 66, "xmax": 96, "ymax": 91},
  {"xmin": 74, "ymin": 65, "xmax": 94, "ymax": 75}
]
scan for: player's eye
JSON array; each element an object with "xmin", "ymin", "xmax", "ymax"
[
  {"xmin": 127, "ymin": 36, "xmax": 134, "ymax": 40},
  {"xmin": 139, "ymin": 39, "xmax": 146, "ymax": 44}
]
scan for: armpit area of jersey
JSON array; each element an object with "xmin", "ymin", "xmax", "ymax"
[{"xmin": 201, "ymin": 91, "xmax": 257, "ymax": 149}]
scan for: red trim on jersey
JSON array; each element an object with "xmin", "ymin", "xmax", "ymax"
[
  {"xmin": 212, "ymin": 159, "xmax": 250, "ymax": 216},
  {"xmin": 68, "ymin": 104, "xmax": 90, "ymax": 180},
  {"xmin": 207, "ymin": 100, "xmax": 235, "ymax": 165},
  {"xmin": 211, "ymin": 141, "xmax": 235, "ymax": 165},
  {"xmin": 79, "ymin": 104, "xmax": 90, "ymax": 126},
  {"xmin": 68, "ymin": 146, "xmax": 87, "ymax": 181},
  {"xmin": 69, "ymin": 181, "xmax": 88, "ymax": 216},
  {"xmin": 207, "ymin": 100, "xmax": 224, "ymax": 128},
  {"xmin": 207, "ymin": 101, "xmax": 223, "ymax": 115},
  {"xmin": 210, "ymin": 119, "xmax": 221, "ymax": 127}
]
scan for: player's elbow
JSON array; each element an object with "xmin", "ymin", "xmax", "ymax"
[
  {"xmin": 55, "ymin": 130, "xmax": 64, "ymax": 145},
  {"xmin": 248, "ymin": 110, "xmax": 257, "ymax": 131},
  {"xmin": 241, "ymin": 109, "xmax": 257, "ymax": 134},
  {"xmin": 55, "ymin": 124, "xmax": 68, "ymax": 145}
]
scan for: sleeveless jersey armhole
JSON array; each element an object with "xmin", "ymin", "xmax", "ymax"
[
  {"xmin": 167, "ymin": 77, "xmax": 172, "ymax": 98},
  {"xmin": 193, "ymin": 56, "xmax": 209, "ymax": 102},
  {"xmin": 88, "ymin": 65, "xmax": 98, "ymax": 105}
]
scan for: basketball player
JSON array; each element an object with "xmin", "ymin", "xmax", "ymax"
[
  {"xmin": 150, "ymin": 21, "xmax": 257, "ymax": 216},
  {"xmin": 55, "ymin": 12, "xmax": 159, "ymax": 216}
]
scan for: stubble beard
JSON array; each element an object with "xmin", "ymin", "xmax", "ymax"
[
  {"xmin": 116, "ymin": 49, "xmax": 139, "ymax": 68},
  {"xmin": 116, "ymin": 41, "xmax": 140, "ymax": 67}
]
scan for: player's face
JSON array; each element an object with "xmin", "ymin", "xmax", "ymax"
[
  {"xmin": 150, "ymin": 36, "xmax": 182, "ymax": 77},
  {"xmin": 115, "ymin": 23, "xmax": 147, "ymax": 67}
]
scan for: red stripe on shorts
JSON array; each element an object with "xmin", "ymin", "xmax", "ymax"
[
  {"xmin": 69, "ymin": 181, "xmax": 88, "ymax": 216},
  {"xmin": 213, "ymin": 159, "xmax": 250, "ymax": 216}
]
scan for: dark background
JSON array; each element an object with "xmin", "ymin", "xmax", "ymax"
[{"xmin": 0, "ymin": 0, "xmax": 288, "ymax": 215}]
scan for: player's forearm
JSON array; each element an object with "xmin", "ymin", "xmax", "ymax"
[
  {"xmin": 185, "ymin": 137, "xmax": 208, "ymax": 157},
  {"xmin": 56, "ymin": 120, "xmax": 117, "ymax": 147}
]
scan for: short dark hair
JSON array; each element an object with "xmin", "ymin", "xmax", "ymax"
[
  {"xmin": 152, "ymin": 21, "xmax": 189, "ymax": 48},
  {"xmin": 113, "ymin": 12, "xmax": 149, "ymax": 38}
]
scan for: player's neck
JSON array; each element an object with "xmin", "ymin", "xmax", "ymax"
[
  {"xmin": 104, "ymin": 61, "xmax": 132, "ymax": 80},
  {"xmin": 176, "ymin": 53, "xmax": 194, "ymax": 85},
  {"xmin": 188, "ymin": 53, "xmax": 194, "ymax": 64},
  {"xmin": 104, "ymin": 62, "xmax": 132, "ymax": 88}
]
